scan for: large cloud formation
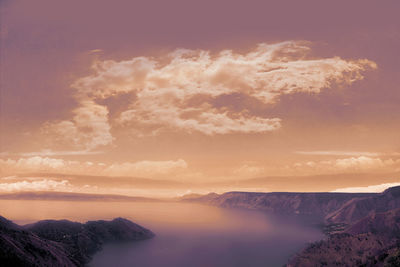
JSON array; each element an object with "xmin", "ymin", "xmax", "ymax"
[{"xmin": 45, "ymin": 41, "xmax": 376, "ymax": 149}]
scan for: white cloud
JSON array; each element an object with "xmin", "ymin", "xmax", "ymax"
[
  {"xmin": 42, "ymin": 41, "xmax": 376, "ymax": 148},
  {"xmin": 331, "ymin": 182, "xmax": 400, "ymax": 193},
  {"xmin": 0, "ymin": 179, "xmax": 72, "ymax": 193}
]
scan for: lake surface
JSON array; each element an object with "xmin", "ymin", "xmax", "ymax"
[{"xmin": 0, "ymin": 200, "xmax": 323, "ymax": 267}]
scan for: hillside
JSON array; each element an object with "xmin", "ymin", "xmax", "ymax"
[
  {"xmin": 287, "ymin": 209, "xmax": 400, "ymax": 267},
  {"xmin": 0, "ymin": 216, "xmax": 154, "ymax": 267}
]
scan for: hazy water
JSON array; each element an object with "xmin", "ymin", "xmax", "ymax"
[{"xmin": 0, "ymin": 200, "xmax": 323, "ymax": 267}]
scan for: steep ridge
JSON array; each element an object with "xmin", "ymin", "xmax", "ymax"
[
  {"xmin": 0, "ymin": 216, "xmax": 154, "ymax": 267},
  {"xmin": 326, "ymin": 186, "xmax": 400, "ymax": 224}
]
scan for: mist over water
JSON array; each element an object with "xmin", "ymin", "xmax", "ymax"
[{"xmin": 0, "ymin": 200, "xmax": 323, "ymax": 267}]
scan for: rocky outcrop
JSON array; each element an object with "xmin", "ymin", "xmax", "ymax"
[{"xmin": 0, "ymin": 216, "xmax": 154, "ymax": 267}]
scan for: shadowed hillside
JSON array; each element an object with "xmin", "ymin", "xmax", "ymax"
[
  {"xmin": 287, "ymin": 208, "xmax": 400, "ymax": 267},
  {"xmin": 0, "ymin": 216, "xmax": 154, "ymax": 267}
]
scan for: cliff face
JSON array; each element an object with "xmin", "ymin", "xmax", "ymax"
[
  {"xmin": 187, "ymin": 191, "xmax": 375, "ymax": 221},
  {"xmin": 0, "ymin": 216, "xmax": 154, "ymax": 267}
]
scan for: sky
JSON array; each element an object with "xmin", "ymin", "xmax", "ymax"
[{"xmin": 0, "ymin": 0, "xmax": 399, "ymax": 197}]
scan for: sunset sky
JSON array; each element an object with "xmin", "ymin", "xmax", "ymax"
[{"xmin": 1, "ymin": 0, "xmax": 399, "ymax": 197}]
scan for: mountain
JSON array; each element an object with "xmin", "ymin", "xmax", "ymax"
[
  {"xmin": 185, "ymin": 191, "xmax": 376, "ymax": 221},
  {"xmin": 0, "ymin": 216, "xmax": 154, "ymax": 267}
]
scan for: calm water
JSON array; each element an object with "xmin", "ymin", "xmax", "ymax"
[{"xmin": 0, "ymin": 200, "xmax": 323, "ymax": 267}]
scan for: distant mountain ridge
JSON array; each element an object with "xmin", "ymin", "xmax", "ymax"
[
  {"xmin": 184, "ymin": 190, "xmax": 376, "ymax": 221},
  {"xmin": 0, "ymin": 216, "xmax": 154, "ymax": 267}
]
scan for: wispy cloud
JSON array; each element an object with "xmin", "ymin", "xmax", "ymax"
[
  {"xmin": 0, "ymin": 179, "xmax": 72, "ymax": 193},
  {"xmin": 233, "ymin": 163, "xmax": 266, "ymax": 178},
  {"xmin": 295, "ymin": 151, "xmax": 400, "ymax": 157},
  {"xmin": 294, "ymin": 151, "xmax": 382, "ymax": 157},
  {"xmin": 102, "ymin": 159, "xmax": 188, "ymax": 177},
  {"xmin": 292, "ymin": 156, "xmax": 400, "ymax": 174}
]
